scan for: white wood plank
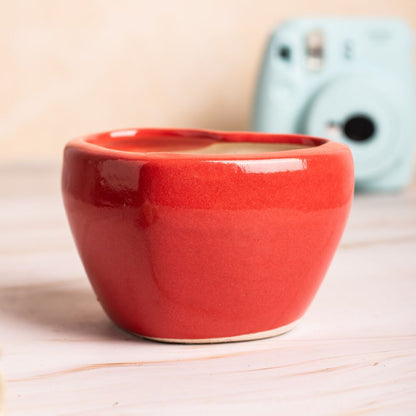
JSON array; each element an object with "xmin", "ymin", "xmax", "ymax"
[{"xmin": 1, "ymin": 165, "xmax": 415, "ymax": 415}]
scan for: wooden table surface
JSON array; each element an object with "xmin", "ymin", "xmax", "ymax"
[{"xmin": 1, "ymin": 164, "xmax": 415, "ymax": 415}]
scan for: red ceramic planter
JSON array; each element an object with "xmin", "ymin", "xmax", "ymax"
[{"xmin": 62, "ymin": 128, "xmax": 354, "ymax": 343}]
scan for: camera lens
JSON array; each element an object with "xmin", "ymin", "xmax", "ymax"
[{"xmin": 343, "ymin": 115, "xmax": 376, "ymax": 142}]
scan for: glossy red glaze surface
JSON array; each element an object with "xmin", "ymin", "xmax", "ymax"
[{"xmin": 62, "ymin": 128, "xmax": 354, "ymax": 341}]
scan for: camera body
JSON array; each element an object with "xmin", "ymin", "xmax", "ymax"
[{"xmin": 253, "ymin": 18, "xmax": 415, "ymax": 191}]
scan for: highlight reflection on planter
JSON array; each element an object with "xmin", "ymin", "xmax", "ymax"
[{"xmin": 62, "ymin": 128, "xmax": 354, "ymax": 343}]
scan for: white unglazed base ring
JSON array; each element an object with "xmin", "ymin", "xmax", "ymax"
[{"xmin": 135, "ymin": 319, "xmax": 300, "ymax": 344}]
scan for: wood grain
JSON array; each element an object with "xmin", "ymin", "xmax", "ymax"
[{"xmin": 1, "ymin": 165, "xmax": 416, "ymax": 415}]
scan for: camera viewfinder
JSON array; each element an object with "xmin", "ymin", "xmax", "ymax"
[{"xmin": 278, "ymin": 45, "xmax": 291, "ymax": 61}]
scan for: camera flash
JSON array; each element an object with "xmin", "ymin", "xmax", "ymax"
[{"xmin": 306, "ymin": 30, "xmax": 324, "ymax": 71}]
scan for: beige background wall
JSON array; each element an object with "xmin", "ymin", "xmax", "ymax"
[{"xmin": 1, "ymin": 0, "xmax": 415, "ymax": 161}]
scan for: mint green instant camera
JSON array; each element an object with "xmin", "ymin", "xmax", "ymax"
[{"xmin": 253, "ymin": 18, "xmax": 415, "ymax": 191}]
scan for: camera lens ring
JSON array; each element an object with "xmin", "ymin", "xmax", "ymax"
[
  {"xmin": 302, "ymin": 75, "xmax": 401, "ymax": 180},
  {"xmin": 343, "ymin": 114, "xmax": 376, "ymax": 142}
]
